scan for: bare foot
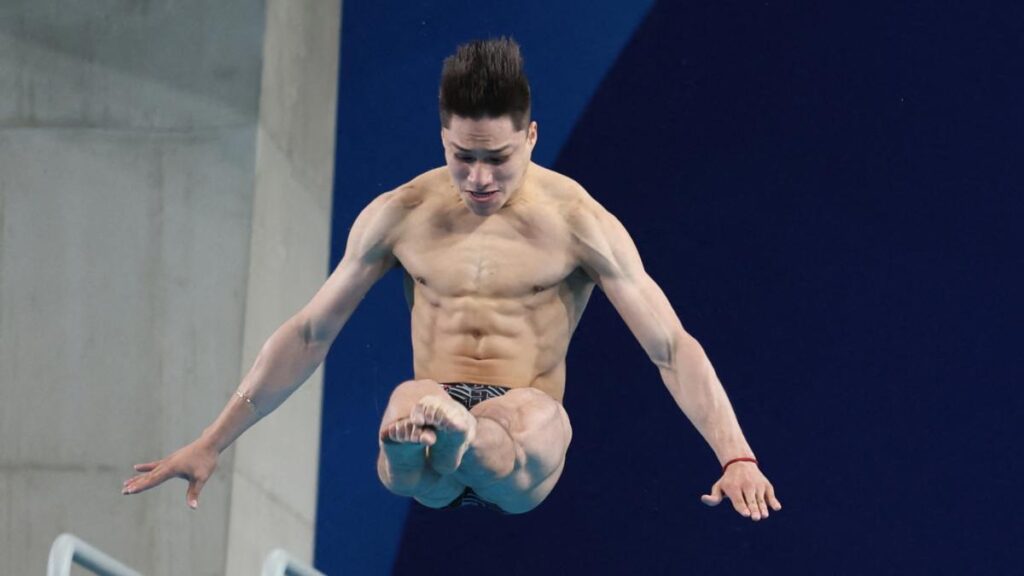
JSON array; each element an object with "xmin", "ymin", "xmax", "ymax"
[
  {"xmin": 380, "ymin": 419, "xmax": 436, "ymax": 469},
  {"xmin": 410, "ymin": 395, "xmax": 477, "ymax": 476}
]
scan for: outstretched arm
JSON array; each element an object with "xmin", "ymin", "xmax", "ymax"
[
  {"xmin": 571, "ymin": 194, "xmax": 781, "ymax": 521},
  {"xmin": 123, "ymin": 189, "xmax": 407, "ymax": 508}
]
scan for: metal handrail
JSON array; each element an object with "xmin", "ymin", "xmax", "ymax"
[
  {"xmin": 261, "ymin": 548, "xmax": 325, "ymax": 576},
  {"xmin": 47, "ymin": 533, "xmax": 142, "ymax": 576},
  {"xmin": 48, "ymin": 532, "xmax": 321, "ymax": 575}
]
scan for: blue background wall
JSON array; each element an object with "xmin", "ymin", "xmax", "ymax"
[{"xmin": 317, "ymin": 1, "xmax": 1022, "ymax": 574}]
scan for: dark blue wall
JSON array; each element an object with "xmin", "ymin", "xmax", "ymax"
[{"xmin": 318, "ymin": 2, "xmax": 1023, "ymax": 574}]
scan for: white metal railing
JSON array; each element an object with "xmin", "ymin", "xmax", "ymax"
[
  {"xmin": 48, "ymin": 533, "xmax": 322, "ymax": 575},
  {"xmin": 47, "ymin": 533, "xmax": 142, "ymax": 576},
  {"xmin": 261, "ymin": 548, "xmax": 325, "ymax": 576}
]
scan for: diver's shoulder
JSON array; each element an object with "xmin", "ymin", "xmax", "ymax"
[
  {"xmin": 406, "ymin": 166, "xmax": 451, "ymax": 190},
  {"xmin": 381, "ymin": 167, "xmax": 449, "ymax": 209},
  {"xmin": 530, "ymin": 164, "xmax": 600, "ymax": 217},
  {"xmin": 530, "ymin": 164, "xmax": 593, "ymax": 203}
]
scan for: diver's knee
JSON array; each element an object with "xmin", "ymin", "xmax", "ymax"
[{"xmin": 514, "ymin": 392, "xmax": 567, "ymax": 439}]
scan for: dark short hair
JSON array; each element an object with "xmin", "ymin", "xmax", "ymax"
[{"xmin": 439, "ymin": 37, "xmax": 531, "ymax": 130}]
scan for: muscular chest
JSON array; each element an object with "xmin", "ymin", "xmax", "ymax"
[{"xmin": 394, "ymin": 207, "xmax": 576, "ymax": 299}]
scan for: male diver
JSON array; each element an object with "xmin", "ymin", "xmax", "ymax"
[{"xmin": 123, "ymin": 38, "xmax": 781, "ymax": 519}]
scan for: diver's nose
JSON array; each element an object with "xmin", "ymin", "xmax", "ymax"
[{"xmin": 467, "ymin": 162, "xmax": 493, "ymax": 189}]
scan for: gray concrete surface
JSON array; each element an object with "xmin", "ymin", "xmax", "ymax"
[
  {"xmin": 1, "ymin": 1, "xmax": 339, "ymax": 573},
  {"xmin": 0, "ymin": 0, "xmax": 262, "ymax": 130},
  {"xmin": 224, "ymin": 1, "xmax": 340, "ymax": 573}
]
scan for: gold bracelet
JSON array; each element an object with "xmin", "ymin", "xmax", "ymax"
[{"xmin": 235, "ymin": 390, "xmax": 259, "ymax": 415}]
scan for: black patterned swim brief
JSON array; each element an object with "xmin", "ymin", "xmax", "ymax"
[{"xmin": 440, "ymin": 382, "xmax": 511, "ymax": 410}]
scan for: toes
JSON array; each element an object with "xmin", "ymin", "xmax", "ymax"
[
  {"xmin": 405, "ymin": 395, "xmax": 473, "ymax": 441},
  {"xmin": 395, "ymin": 421, "xmax": 412, "ymax": 442},
  {"xmin": 401, "ymin": 421, "xmax": 423, "ymax": 442},
  {"xmin": 382, "ymin": 420, "xmax": 410, "ymax": 443},
  {"xmin": 425, "ymin": 402, "xmax": 438, "ymax": 426},
  {"xmin": 382, "ymin": 419, "xmax": 439, "ymax": 445},
  {"xmin": 410, "ymin": 404, "xmax": 425, "ymax": 426},
  {"xmin": 419, "ymin": 428, "xmax": 437, "ymax": 446},
  {"xmin": 412, "ymin": 396, "xmax": 446, "ymax": 428},
  {"xmin": 411, "ymin": 397, "xmax": 441, "ymax": 427},
  {"xmin": 426, "ymin": 400, "xmax": 443, "ymax": 426}
]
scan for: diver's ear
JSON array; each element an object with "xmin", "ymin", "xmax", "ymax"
[{"xmin": 528, "ymin": 121, "xmax": 538, "ymax": 148}]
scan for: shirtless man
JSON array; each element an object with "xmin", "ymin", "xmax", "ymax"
[{"xmin": 122, "ymin": 38, "xmax": 781, "ymax": 519}]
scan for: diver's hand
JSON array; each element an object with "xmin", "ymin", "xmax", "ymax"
[
  {"xmin": 122, "ymin": 439, "xmax": 219, "ymax": 509},
  {"xmin": 701, "ymin": 461, "xmax": 782, "ymax": 521}
]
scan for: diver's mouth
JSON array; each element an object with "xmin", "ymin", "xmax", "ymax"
[{"xmin": 468, "ymin": 190, "xmax": 498, "ymax": 201}]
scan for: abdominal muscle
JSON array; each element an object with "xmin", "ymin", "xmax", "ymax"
[{"xmin": 410, "ymin": 290, "xmax": 573, "ymax": 401}]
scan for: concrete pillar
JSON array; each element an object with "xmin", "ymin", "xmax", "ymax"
[
  {"xmin": 224, "ymin": 1, "xmax": 340, "ymax": 574},
  {"xmin": 0, "ymin": 1, "xmax": 340, "ymax": 573},
  {"xmin": 0, "ymin": 1, "xmax": 265, "ymax": 571}
]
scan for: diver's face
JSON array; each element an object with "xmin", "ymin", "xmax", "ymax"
[{"xmin": 442, "ymin": 114, "xmax": 537, "ymax": 216}]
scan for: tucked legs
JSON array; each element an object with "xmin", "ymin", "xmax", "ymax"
[{"xmin": 377, "ymin": 379, "xmax": 572, "ymax": 513}]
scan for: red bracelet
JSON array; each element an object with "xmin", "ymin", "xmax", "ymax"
[{"xmin": 722, "ymin": 457, "xmax": 758, "ymax": 473}]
